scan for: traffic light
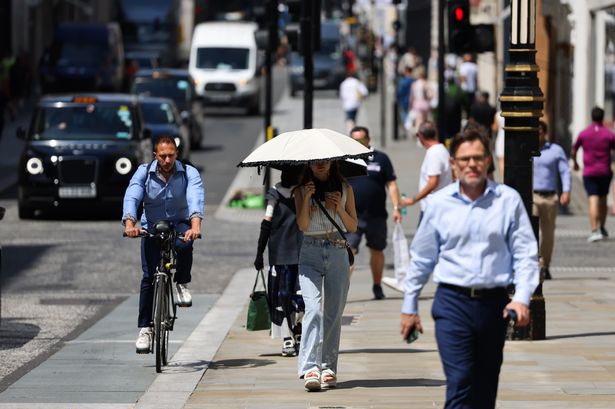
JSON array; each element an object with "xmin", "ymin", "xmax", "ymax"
[{"xmin": 448, "ymin": 0, "xmax": 472, "ymax": 54}]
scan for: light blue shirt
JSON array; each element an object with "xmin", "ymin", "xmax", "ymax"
[
  {"xmin": 122, "ymin": 160, "xmax": 205, "ymax": 230},
  {"xmin": 402, "ymin": 180, "xmax": 539, "ymax": 315},
  {"xmin": 532, "ymin": 142, "xmax": 571, "ymax": 193}
]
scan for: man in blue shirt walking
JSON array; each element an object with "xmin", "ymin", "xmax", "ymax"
[
  {"xmin": 400, "ymin": 129, "xmax": 539, "ymax": 409},
  {"xmin": 123, "ymin": 136, "xmax": 205, "ymax": 353},
  {"xmin": 533, "ymin": 120, "xmax": 571, "ymax": 280}
]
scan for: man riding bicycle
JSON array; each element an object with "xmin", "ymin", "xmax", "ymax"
[{"xmin": 122, "ymin": 135, "xmax": 204, "ymax": 353}]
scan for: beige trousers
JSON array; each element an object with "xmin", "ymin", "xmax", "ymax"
[{"xmin": 532, "ymin": 192, "xmax": 559, "ymax": 268}]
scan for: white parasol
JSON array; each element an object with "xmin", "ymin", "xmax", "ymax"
[{"xmin": 238, "ymin": 128, "xmax": 372, "ymax": 168}]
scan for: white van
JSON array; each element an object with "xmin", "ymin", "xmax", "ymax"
[{"xmin": 189, "ymin": 21, "xmax": 262, "ymax": 114}]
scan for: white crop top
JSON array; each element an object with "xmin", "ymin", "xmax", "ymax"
[{"xmin": 301, "ymin": 184, "xmax": 348, "ymax": 236}]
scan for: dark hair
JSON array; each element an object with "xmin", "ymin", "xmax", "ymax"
[
  {"xmin": 350, "ymin": 125, "xmax": 370, "ymax": 139},
  {"xmin": 418, "ymin": 121, "xmax": 437, "ymax": 140},
  {"xmin": 280, "ymin": 167, "xmax": 301, "ymax": 188},
  {"xmin": 154, "ymin": 135, "xmax": 177, "ymax": 151},
  {"xmin": 450, "ymin": 128, "xmax": 492, "ymax": 158},
  {"xmin": 538, "ymin": 120, "xmax": 548, "ymax": 134},
  {"xmin": 296, "ymin": 161, "xmax": 346, "ymax": 200},
  {"xmin": 591, "ymin": 107, "xmax": 604, "ymax": 123}
]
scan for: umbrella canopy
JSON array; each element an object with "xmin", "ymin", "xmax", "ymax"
[
  {"xmin": 238, "ymin": 128, "xmax": 372, "ymax": 168},
  {"xmin": 270, "ymin": 157, "xmax": 368, "ymax": 179}
]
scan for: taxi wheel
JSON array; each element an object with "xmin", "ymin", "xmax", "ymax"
[{"xmin": 18, "ymin": 204, "xmax": 35, "ymax": 219}]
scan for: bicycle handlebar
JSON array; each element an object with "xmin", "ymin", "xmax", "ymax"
[{"xmin": 122, "ymin": 231, "xmax": 201, "ymax": 239}]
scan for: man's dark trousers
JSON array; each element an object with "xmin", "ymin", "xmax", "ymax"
[
  {"xmin": 431, "ymin": 285, "xmax": 509, "ymax": 409},
  {"xmin": 138, "ymin": 220, "xmax": 193, "ymax": 327}
]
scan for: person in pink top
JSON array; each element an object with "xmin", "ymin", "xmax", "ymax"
[{"xmin": 572, "ymin": 107, "xmax": 615, "ymax": 242}]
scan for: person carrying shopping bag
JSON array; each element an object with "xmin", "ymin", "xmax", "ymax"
[
  {"xmin": 254, "ymin": 168, "xmax": 305, "ymax": 356},
  {"xmin": 294, "ymin": 160, "xmax": 358, "ymax": 392}
]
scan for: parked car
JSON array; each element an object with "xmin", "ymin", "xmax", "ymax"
[
  {"xmin": 17, "ymin": 94, "xmax": 152, "ymax": 219},
  {"xmin": 288, "ymin": 21, "xmax": 345, "ymax": 97},
  {"xmin": 131, "ymin": 68, "xmax": 204, "ymax": 149},
  {"xmin": 39, "ymin": 23, "xmax": 124, "ymax": 93},
  {"xmin": 139, "ymin": 96, "xmax": 190, "ymax": 161},
  {"xmin": 189, "ymin": 21, "xmax": 262, "ymax": 114}
]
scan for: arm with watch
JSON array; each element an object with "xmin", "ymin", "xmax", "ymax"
[{"xmin": 401, "ymin": 175, "xmax": 440, "ymax": 207}]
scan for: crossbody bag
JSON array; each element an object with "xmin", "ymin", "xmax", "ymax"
[{"xmin": 313, "ymin": 199, "xmax": 354, "ymax": 267}]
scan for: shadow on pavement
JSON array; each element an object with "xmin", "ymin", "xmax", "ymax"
[
  {"xmin": 164, "ymin": 360, "xmax": 210, "ymax": 373},
  {"xmin": 547, "ymin": 331, "xmax": 615, "ymax": 341},
  {"xmin": 340, "ymin": 348, "xmax": 437, "ymax": 354},
  {"xmin": 208, "ymin": 358, "xmax": 276, "ymax": 370},
  {"xmin": 0, "ymin": 318, "xmax": 41, "ymax": 350},
  {"xmin": 1, "ymin": 244, "xmax": 54, "ymax": 286},
  {"xmin": 337, "ymin": 378, "xmax": 446, "ymax": 389}
]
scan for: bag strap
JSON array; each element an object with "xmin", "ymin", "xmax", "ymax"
[
  {"xmin": 252, "ymin": 269, "xmax": 267, "ymax": 294},
  {"xmin": 313, "ymin": 199, "xmax": 347, "ymax": 239}
]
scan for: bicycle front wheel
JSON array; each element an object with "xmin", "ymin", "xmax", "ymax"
[
  {"xmin": 153, "ymin": 274, "xmax": 167, "ymax": 373},
  {"xmin": 161, "ymin": 282, "xmax": 172, "ymax": 366}
]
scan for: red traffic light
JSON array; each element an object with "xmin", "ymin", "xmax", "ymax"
[{"xmin": 454, "ymin": 7, "xmax": 464, "ymax": 21}]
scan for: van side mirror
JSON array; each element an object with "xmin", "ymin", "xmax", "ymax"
[{"xmin": 16, "ymin": 127, "xmax": 26, "ymax": 140}]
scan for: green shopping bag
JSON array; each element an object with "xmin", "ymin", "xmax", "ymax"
[{"xmin": 246, "ymin": 269, "xmax": 271, "ymax": 331}]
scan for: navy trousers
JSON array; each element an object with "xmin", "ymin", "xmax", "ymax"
[
  {"xmin": 138, "ymin": 221, "xmax": 193, "ymax": 328},
  {"xmin": 431, "ymin": 285, "xmax": 509, "ymax": 409}
]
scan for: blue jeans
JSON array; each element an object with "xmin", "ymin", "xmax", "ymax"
[
  {"xmin": 297, "ymin": 237, "xmax": 350, "ymax": 377},
  {"xmin": 138, "ymin": 220, "xmax": 193, "ymax": 328},
  {"xmin": 431, "ymin": 285, "xmax": 509, "ymax": 409}
]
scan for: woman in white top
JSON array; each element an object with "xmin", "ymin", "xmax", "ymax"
[{"xmin": 294, "ymin": 159, "xmax": 357, "ymax": 392}]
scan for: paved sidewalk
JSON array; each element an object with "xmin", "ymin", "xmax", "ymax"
[{"xmin": 182, "ymin": 89, "xmax": 615, "ymax": 407}]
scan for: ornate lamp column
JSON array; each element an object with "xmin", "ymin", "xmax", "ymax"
[{"xmin": 499, "ymin": 0, "xmax": 546, "ymax": 340}]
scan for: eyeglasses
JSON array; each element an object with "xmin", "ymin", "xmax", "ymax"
[{"xmin": 453, "ymin": 155, "xmax": 486, "ymax": 166}]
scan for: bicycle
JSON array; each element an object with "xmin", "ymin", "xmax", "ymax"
[{"xmin": 124, "ymin": 220, "xmax": 200, "ymax": 373}]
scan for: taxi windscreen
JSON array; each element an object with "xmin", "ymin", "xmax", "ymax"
[
  {"xmin": 31, "ymin": 104, "xmax": 134, "ymax": 140},
  {"xmin": 141, "ymin": 102, "xmax": 175, "ymax": 125},
  {"xmin": 132, "ymin": 79, "xmax": 190, "ymax": 105}
]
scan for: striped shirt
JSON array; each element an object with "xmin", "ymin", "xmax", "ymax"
[{"xmin": 301, "ymin": 185, "xmax": 348, "ymax": 236}]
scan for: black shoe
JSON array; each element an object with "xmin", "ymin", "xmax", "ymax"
[
  {"xmin": 542, "ymin": 267, "xmax": 552, "ymax": 280},
  {"xmin": 373, "ymin": 284, "xmax": 385, "ymax": 300}
]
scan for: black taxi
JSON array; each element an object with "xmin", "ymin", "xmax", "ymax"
[{"xmin": 17, "ymin": 94, "xmax": 152, "ymax": 218}]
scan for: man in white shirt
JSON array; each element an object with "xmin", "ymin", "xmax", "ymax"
[
  {"xmin": 401, "ymin": 121, "xmax": 453, "ymax": 222},
  {"xmin": 382, "ymin": 121, "xmax": 452, "ymax": 294},
  {"xmin": 458, "ymin": 53, "xmax": 477, "ymax": 116},
  {"xmin": 339, "ymin": 72, "xmax": 369, "ymax": 131}
]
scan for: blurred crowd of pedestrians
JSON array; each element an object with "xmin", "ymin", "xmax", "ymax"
[{"xmin": 0, "ymin": 50, "xmax": 34, "ymax": 141}]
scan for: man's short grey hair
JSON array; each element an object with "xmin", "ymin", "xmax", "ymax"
[{"xmin": 418, "ymin": 121, "xmax": 437, "ymax": 140}]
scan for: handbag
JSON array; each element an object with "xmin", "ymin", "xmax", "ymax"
[
  {"xmin": 313, "ymin": 199, "xmax": 354, "ymax": 267},
  {"xmin": 392, "ymin": 222, "xmax": 410, "ymax": 285},
  {"xmin": 246, "ymin": 269, "xmax": 271, "ymax": 331}
]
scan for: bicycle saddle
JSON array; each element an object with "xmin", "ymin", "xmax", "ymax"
[{"xmin": 154, "ymin": 220, "xmax": 172, "ymax": 234}]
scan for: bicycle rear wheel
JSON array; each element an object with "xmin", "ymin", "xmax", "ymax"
[{"xmin": 153, "ymin": 274, "xmax": 167, "ymax": 373}]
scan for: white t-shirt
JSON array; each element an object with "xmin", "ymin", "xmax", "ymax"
[
  {"xmin": 418, "ymin": 143, "xmax": 452, "ymax": 211},
  {"xmin": 459, "ymin": 61, "xmax": 478, "ymax": 93},
  {"xmin": 339, "ymin": 77, "xmax": 369, "ymax": 111}
]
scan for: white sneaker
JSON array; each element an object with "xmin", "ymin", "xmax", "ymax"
[
  {"xmin": 176, "ymin": 283, "xmax": 192, "ymax": 307},
  {"xmin": 587, "ymin": 230, "xmax": 604, "ymax": 243},
  {"xmin": 382, "ymin": 276, "xmax": 404, "ymax": 293},
  {"xmin": 136, "ymin": 327, "xmax": 152, "ymax": 354}
]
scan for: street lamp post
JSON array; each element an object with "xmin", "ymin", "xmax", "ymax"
[{"xmin": 499, "ymin": 0, "xmax": 545, "ymax": 340}]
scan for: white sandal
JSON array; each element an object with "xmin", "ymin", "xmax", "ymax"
[
  {"xmin": 303, "ymin": 367, "xmax": 321, "ymax": 392},
  {"xmin": 320, "ymin": 368, "xmax": 337, "ymax": 389}
]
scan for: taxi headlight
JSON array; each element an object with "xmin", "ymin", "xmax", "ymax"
[
  {"xmin": 26, "ymin": 157, "xmax": 44, "ymax": 175},
  {"xmin": 115, "ymin": 157, "xmax": 132, "ymax": 175}
]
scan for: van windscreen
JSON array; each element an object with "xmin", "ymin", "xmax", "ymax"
[
  {"xmin": 196, "ymin": 48, "xmax": 249, "ymax": 70},
  {"xmin": 51, "ymin": 42, "xmax": 107, "ymax": 68}
]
